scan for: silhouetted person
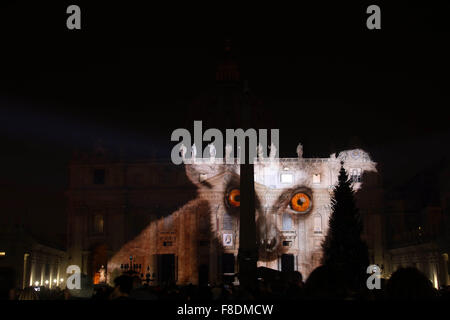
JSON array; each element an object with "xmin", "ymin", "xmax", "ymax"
[
  {"xmin": 386, "ymin": 267, "xmax": 437, "ymax": 300},
  {"xmin": 18, "ymin": 287, "xmax": 39, "ymax": 300},
  {"xmin": 304, "ymin": 265, "xmax": 348, "ymax": 299},
  {"xmin": 0, "ymin": 274, "xmax": 14, "ymax": 300},
  {"xmin": 286, "ymin": 271, "xmax": 304, "ymax": 299},
  {"xmin": 128, "ymin": 276, "xmax": 157, "ymax": 300},
  {"xmin": 110, "ymin": 275, "xmax": 133, "ymax": 300},
  {"xmin": 196, "ymin": 285, "xmax": 212, "ymax": 301},
  {"xmin": 92, "ymin": 284, "xmax": 114, "ymax": 300},
  {"xmin": 66, "ymin": 274, "xmax": 94, "ymax": 300}
]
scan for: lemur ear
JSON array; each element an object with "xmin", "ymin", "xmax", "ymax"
[{"xmin": 330, "ymin": 149, "xmax": 377, "ymax": 189}]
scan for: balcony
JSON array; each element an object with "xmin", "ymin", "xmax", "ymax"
[{"xmin": 281, "ymin": 230, "xmax": 297, "ymax": 240}]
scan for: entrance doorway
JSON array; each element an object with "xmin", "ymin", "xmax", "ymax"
[
  {"xmin": 157, "ymin": 254, "xmax": 176, "ymax": 284},
  {"xmin": 281, "ymin": 254, "xmax": 295, "ymax": 272},
  {"xmin": 89, "ymin": 244, "xmax": 108, "ymax": 284},
  {"xmin": 222, "ymin": 253, "xmax": 235, "ymax": 284},
  {"xmin": 198, "ymin": 264, "xmax": 209, "ymax": 286}
]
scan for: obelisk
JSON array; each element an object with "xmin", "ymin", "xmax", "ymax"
[{"xmin": 237, "ymin": 80, "xmax": 258, "ymax": 292}]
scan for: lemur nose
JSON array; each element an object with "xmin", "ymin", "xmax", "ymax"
[{"xmin": 256, "ymin": 216, "xmax": 280, "ymax": 252}]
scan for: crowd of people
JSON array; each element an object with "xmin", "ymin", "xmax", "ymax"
[{"xmin": 3, "ymin": 266, "xmax": 450, "ymax": 301}]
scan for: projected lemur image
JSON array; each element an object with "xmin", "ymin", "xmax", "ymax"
[{"xmin": 103, "ymin": 148, "xmax": 377, "ymax": 285}]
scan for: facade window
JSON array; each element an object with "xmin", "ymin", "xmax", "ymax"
[
  {"xmin": 280, "ymin": 173, "xmax": 293, "ymax": 184},
  {"xmin": 350, "ymin": 168, "xmax": 362, "ymax": 183},
  {"xmin": 93, "ymin": 169, "xmax": 105, "ymax": 185},
  {"xmin": 164, "ymin": 215, "xmax": 174, "ymax": 230},
  {"xmin": 313, "ymin": 215, "xmax": 322, "ymax": 234},
  {"xmin": 282, "ymin": 213, "xmax": 293, "ymax": 230},
  {"xmin": 314, "ymin": 239, "xmax": 322, "ymax": 249},
  {"xmin": 281, "ymin": 254, "xmax": 295, "ymax": 272},
  {"xmin": 223, "ymin": 212, "xmax": 233, "ymax": 230},
  {"xmin": 313, "ymin": 174, "xmax": 321, "ymax": 184},
  {"xmin": 222, "ymin": 254, "xmax": 235, "ymax": 274},
  {"xmin": 94, "ymin": 215, "xmax": 104, "ymax": 234}
]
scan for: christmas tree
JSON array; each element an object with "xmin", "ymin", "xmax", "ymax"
[{"xmin": 321, "ymin": 162, "xmax": 369, "ymax": 292}]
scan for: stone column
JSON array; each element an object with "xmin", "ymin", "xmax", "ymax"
[
  {"xmin": 29, "ymin": 258, "xmax": 36, "ymax": 287},
  {"xmin": 441, "ymin": 253, "xmax": 449, "ymax": 286},
  {"xmin": 49, "ymin": 262, "xmax": 54, "ymax": 289},
  {"xmin": 149, "ymin": 215, "xmax": 157, "ymax": 283},
  {"xmin": 56, "ymin": 259, "xmax": 61, "ymax": 288},
  {"xmin": 23, "ymin": 253, "xmax": 30, "ymax": 289},
  {"xmin": 82, "ymin": 252, "xmax": 89, "ymax": 275},
  {"xmin": 177, "ymin": 211, "xmax": 186, "ymax": 284},
  {"xmin": 189, "ymin": 210, "xmax": 198, "ymax": 284},
  {"xmin": 209, "ymin": 208, "xmax": 218, "ymax": 284},
  {"xmin": 40, "ymin": 261, "xmax": 45, "ymax": 286}
]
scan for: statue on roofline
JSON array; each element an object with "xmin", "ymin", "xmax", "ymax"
[{"xmin": 296, "ymin": 143, "xmax": 303, "ymax": 158}]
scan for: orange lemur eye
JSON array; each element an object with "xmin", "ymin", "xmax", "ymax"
[
  {"xmin": 227, "ymin": 189, "xmax": 240, "ymax": 207},
  {"xmin": 290, "ymin": 193, "xmax": 311, "ymax": 212}
]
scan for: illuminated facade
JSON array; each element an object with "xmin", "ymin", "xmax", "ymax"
[
  {"xmin": 66, "ymin": 147, "xmax": 383, "ymax": 285},
  {"xmin": 0, "ymin": 225, "xmax": 67, "ymax": 289}
]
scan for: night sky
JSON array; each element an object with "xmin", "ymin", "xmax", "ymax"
[{"xmin": 0, "ymin": 2, "xmax": 449, "ymax": 244}]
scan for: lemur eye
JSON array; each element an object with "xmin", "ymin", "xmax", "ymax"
[
  {"xmin": 290, "ymin": 192, "xmax": 311, "ymax": 213},
  {"xmin": 227, "ymin": 189, "xmax": 240, "ymax": 207}
]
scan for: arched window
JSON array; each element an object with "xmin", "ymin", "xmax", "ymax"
[
  {"xmin": 164, "ymin": 215, "xmax": 174, "ymax": 230},
  {"xmin": 314, "ymin": 215, "xmax": 322, "ymax": 234},
  {"xmin": 93, "ymin": 214, "xmax": 104, "ymax": 234},
  {"xmin": 313, "ymin": 174, "xmax": 321, "ymax": 184},
  {"xmin": 350, "ymin": 168, "xmax": 362, "ymax": 183},
  {"xmin": 282, "ymin": 213, "xmax": 293, "ymax": 230}
]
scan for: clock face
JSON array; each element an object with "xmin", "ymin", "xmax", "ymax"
[{"xmin": 351, "ymin": 150, "xmax": 361, "ymax": 159}]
